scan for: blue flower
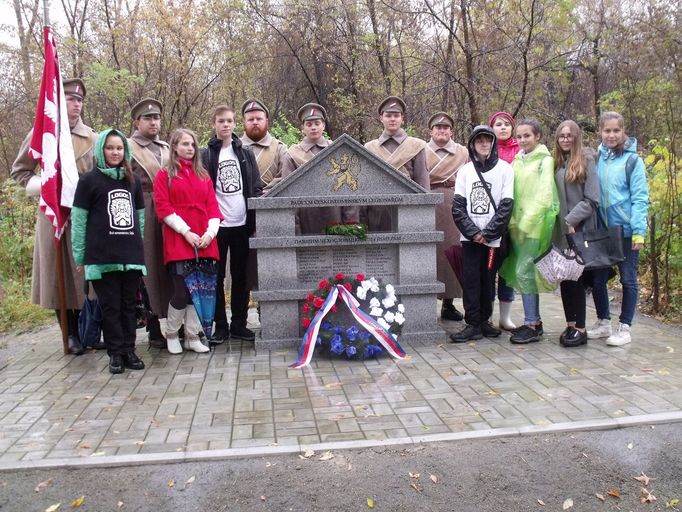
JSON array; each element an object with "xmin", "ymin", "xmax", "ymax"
[
  {"xmin": 359, "ymin": 331, "xmax": 371, "ymax": 341},
  {"xmin": 346, "ymin": 345, "xmax": 357, "ymax": 357},
  {"xmin": 333, "ymin": 326, "xmax": 343, "ymax": 335},
  {"xmin": 346, "ymin": 326, "xmax": 359, "ymax": 341},
  {"xmin": 331, "ymin": 334, "xmax": 342, "ymax": 345},
  {"xmin": 321, "ymin": 322, "xmax": 332, "ymax": 330},
  {"xmin": 363, "ymin": 344, "xmax": 384, "ymax": 359},
  {"xmin": 331, "ymin": 341, "xmax": 345, "ymax": 355},
  {"xmin": 316, "ymin": 336, "xmax": 322, "ymax": 346}
]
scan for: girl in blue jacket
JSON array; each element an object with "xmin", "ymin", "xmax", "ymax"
[{"xmin": 587, "ymin": 112, "xmax": 649, "ymax": 346}]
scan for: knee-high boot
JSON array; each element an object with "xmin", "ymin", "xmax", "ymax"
[
  {"xmin": 184, "ymin": 307, "xmax": 209, "ymax": 353},
  {"xmin": 165, "ymin": 305, "xmax": 185, "ymax": 354}
]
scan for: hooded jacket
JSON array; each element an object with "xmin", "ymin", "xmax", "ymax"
[
  {"xmin": 596, "ymin": 137, "xmax": 649, "ymax": 241},
  {"xmin": 488, "ymin": 112, "xmax": 520, "ymax": 164},
  {"xmin": 452, "ymin": 125, "xmax": 514, "ymax": 245}
]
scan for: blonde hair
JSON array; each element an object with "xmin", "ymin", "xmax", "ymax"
[
  {"xmin": 168, "ymin": 128, "xmax": 208, "ymax": 180},
  {"xmin": 598, "ymin": 111, "xmax": 627, "ymax": 155},
  {"xmin": 553, "ymin": 120, "xmax": 587, "ymax": 184}
]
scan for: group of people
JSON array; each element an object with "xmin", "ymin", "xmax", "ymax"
[
  {"xmin": 11, "ymin": 78, "xmax": 649, "ymax": 374},
  {"xmin": 449, "ymin": 111, "xmax": 649, "ymax": 349}
]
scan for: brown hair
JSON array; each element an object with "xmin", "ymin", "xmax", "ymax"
[
  {"xmin": 212, "ymin": 105, "xmax": 235, "ymax": 122},
  {"xmin": 598, "ymin": 111, "xmax": 627, "ymax": 155},
  {"xmin": 168, "ymin": 128, "xmax": 208, "ymax": 180},
  {"xmin": 553, "ymin": 120, "xmax": 587, "ymax": 184},
  {"xmin": 516, "ymin": 118, "xmax": 542, "ymax": 138}
]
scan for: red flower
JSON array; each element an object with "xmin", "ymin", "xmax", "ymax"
[
  {"xmin": 331, "ymin": 304, "xmax": 337, "ymax": 313},
  {"xmin": 356, "ymin": 273, "xmax": 365, "ymax": 281},
  {"xmin": 319, "ymin": 280, "xmax": 329, "ymax": 289},
  {"xmin": 307, "ymin": 294, "xmax": 314, "ymax": 302},
  {"xmin": 303, "ymin": 303, "xmax": 309, "ymax": 313},
  {"xmin": 313, "ymin": 296, "xmax": 325, "ymax": 309},
  {"xmin": 302, "ymin": 317, "xmax": 311, "ymax": 328},
  {"xmin": 335, "ymin": 273, "xmax": 346, "ymax": 280},
  {"xmin": 344, "ymin": 283, "xmax": 352, "ymax": 291}
]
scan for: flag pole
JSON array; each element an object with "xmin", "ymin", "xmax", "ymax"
[{"xmin": 42, "ymin": 0, "xmax": 69, "ymax": 355}]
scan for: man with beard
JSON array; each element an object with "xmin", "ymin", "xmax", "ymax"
[
  {"xmin": 240, "ymin": 99, "xmax": 287, "ymax": 186},
  {"xmin": 201, "ymin": 105, "xmax": 263, "ymax": 342},
  {"xmin": 363, "ymin": 96, "xmax": 429, "ymax": 231},
  {"xmin": 11, "ymin": 78, "xmax": 98, "ymax": 355},
  {"xmin": 426, "ymin": 112, "xmax": 469, "ymax": 322},
  {"xmin": 128, "ymin": 98, "xmax": 172, "ymax": 348},
  {"xmin": 280, "ymin": 103, "xmax": 358, "ymax": 234}
]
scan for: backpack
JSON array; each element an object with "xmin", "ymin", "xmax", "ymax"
[{"xmin": 78, "ymin": 281, "xmax": 103, "ymax": 348}]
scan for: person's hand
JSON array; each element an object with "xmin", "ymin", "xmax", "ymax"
[
  {"xmin": 75, "ymin": 265, "xmax": 83, "ymax": 274},
  {"xmin": 633, "ymin": 242, "xmax": 643, "ymax": 251},
  {"xmin": 566, "ymin": 224, "xmax": 576, "ymax": 234},
  {"xmin": 473, "ymin": 233, "xmax": 486, "ymax": 244},
  {"xmin": 183, "ymin": 231, "xmax": 200, "ymax": 247},
  {"xmin": 198, "ymin": 233, "xmax": 213, "ymax": 249}
]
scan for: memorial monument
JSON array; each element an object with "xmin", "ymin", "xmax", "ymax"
[{"xmin": 249, "ymin": 134, "xmax": 445, "ymax": 349}]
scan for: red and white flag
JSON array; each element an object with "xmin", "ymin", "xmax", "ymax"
[{"xmin": 29, "ymin": 26, "xmax": 79, "ymax": 240}]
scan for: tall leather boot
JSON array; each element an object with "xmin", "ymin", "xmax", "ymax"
[
  {"xmin": 56, "ymin": 309, "xmax": 84, "ymax": 355},
  {"xmin": 184, "ymin": 307, "xmax": 209, "ymax": 353},
  {"xmin": 165, "ymin": 305, "xmax": 185, "ymax": 355}
]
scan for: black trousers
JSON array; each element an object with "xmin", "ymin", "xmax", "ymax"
[
  {"xmin": 461, "ymin": 242, "xmax": 494, "ymax": 326},
  {"xmin": 92, "ymin": 270, "xmax": 141, "ymax": 356},
  {"xmin": 215, "ymin": 225, "xmax": 250, "ymax": 329},
  {"xmin": 560, "ymin": 278, "xmax": 587, "ymax": 328}
]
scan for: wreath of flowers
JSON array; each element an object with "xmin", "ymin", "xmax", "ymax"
[
  {"xmin": 324, "ymin": 222, "xmax": 368, "ymax": 240},
  {"xmin": 301, "ymin": 273, "xmax": 405, "ymax": 360}
]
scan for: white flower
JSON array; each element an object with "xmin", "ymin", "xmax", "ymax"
[
  {"xmin": 398, "ymin": 304, "xmax": 405, "ymax": 313},
  {"xmin": 394, "ymin": 312, "xmax": 405, "ymax": 325},
  {"xmin": 370, "ymin": 307, "xmax": 383, "ymax": 317},
  {"xmin": 356, "ymin": 287, "xmax": 367, "ymax": 300},
  {"xmin": 361, "ymin": 280, "xmax": 372, "ymax": 290},
  {"xmin": 382, "ymin": 296, "xmax": 396, "ymax": 308},
  {"xmin": 369, "ymin": 277, "xmax": 380, "ymax": 292},
  {"xmin": 384, "ymin": 311, "xmax": 395, "ymax": 323},
  {"xmin": 369, "ymin": 297, "xmax": 381, "ymax": 308},
  {"xmin": 385, "ymin": 284, "xmax": 395, "ymax": 294},
  {"xmin": 377, "ymin": 317, "xmax": 390, "ymax": 330}
]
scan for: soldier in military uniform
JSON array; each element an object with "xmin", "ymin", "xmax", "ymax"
[
  {"xmin": 426, "ymin": 112, "xmax": 469, "ymax": 322},
  {"xmin": 240, "ymin": 99, "xmax": 287, "ymax": 186},
  {"xmin": 11, "ymin": 78, "xmax": 98, "ymax": 354},
  {"xmin": 280, "ymin": 103, "xmax": 358, "ymax": 234},
  {"xmin": 128, "ymin": 98, "xmax": 172, "ymax": 348},
  {"xmin": 363, "ymin": 96, "xmax": 430, "ymax": 231}
]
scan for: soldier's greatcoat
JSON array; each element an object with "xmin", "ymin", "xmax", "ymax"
[
  {"xmin": 129, "ymin": 131, "xmax": 172, "ymax": 317},
  {"xmin": 426, "ymin": 138, "xmax": 469, "ymax": 299},
  {"xmin": 240, "ymin": 132, "xmax": 288, "ymax": 186},
  {"xmin": 11, "ymin": 119, "xmax": 97, "ymax": 309}
]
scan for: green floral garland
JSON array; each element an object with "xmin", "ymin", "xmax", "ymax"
[{"xmin": 324, "ymin": 223, "xmax": 368, "ymax": 240}]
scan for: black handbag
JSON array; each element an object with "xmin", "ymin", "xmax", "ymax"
[
  {"xmin": 78, "ymin": 280, "xmax": 103, "ymax": 348},
  {"xmin": 566, "ymin": 223, "xmax": 625, "ymax": 270}
]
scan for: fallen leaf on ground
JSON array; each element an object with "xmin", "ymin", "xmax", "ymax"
[
  {"xmin": 324, "ymin": 383, "xmax": 342, "ymax": 388},
  {"xmin": 409, "ymin": 472, "xmax": 420, "ymax": 479},
  {"xmin": 90, "ymin": 451, "xmax": 105, "ymax": 457},
  {"xmin": 659, "ymin": 368, "xmax": 670, "ymax": 376},
  {"xmin": 135, "ymin": 441, "xmax": 145, "ymax": 446},
  {"xmin": 410, "ymin": 482, "xmax": 422, "ymax": 492},
  {"xmin": 79, "ymin": 444, "xmax": 91, "ymax": 449},
  {"xmin": 570, "ymin": 368, "xmax": 578, "ymax": 374},
  {"xmin": 117, "ymin": 501, "xmax": 123, "ymax": 508},
  {"xmin": 607, "ymin": 488, "xmax": 620, "ymax": 498},
  {"xmin": 596, "ymin": 494, "xmax": 605, "ymax": 501},
  {"xmin": 486, "ymin": 390, "xmax": 498, "ymax": 396},
  {"xmin": 537, "ymin": 499, "xmax": 545, "ymax": 506},
  {"xmin": 641, "ymin": 368, "xmax": 654, "ymax": 372},
  {"xmin": 367, "ymin": 498, "xmax": 375, "ymax": 508},
  {"xmin": 69, "ymin": 496, "xmax": 85, "ymax": 507},
  {"xmin": 35, "ymin": 478, "xmax": 53, "ymax": 493},
  {"xmin": 666, "ymin": 498, "xmax": 679, "ymax": 508},
  {"xmin": 666, "ymin": 346, "xmax": 674, "ymax": 353},
  {"xmin": 167, "ymin": 479, "xmax": 175, "ymax": 488},
  {"xmin": 641, "ymin": 488, "xmax": 657, "ymax": 503},
  {"xmin": 634, "ymin": 472, "xmax": 654, "ymax": 485},
  {"xmin": 319, "ymin": 451, "xmax": 334, "ymax": 461},
  {"xmin": 627, "ymin": 442, "xmax": 634, "ymax": 449},
  {"xmin": 563, "ymin": 498, "xmax": 573, "ymax": 509},
  {"xmin": 423, "ymin": 426, "xmax": 430, "ymax": 431},
  {"xmin": 185, "ymin": 476, "xmax": 195, "ymax": 485},
  {"xmin": 260, "ymin": 496, "xmax": 266, "ymax": 502},
  {"xmin": 430, "ymin": 474, "xmax": 438, "ymax": 484},
  {"xmin": 45, "ymin": 504, "xmax": 60, "ymax": 512}
]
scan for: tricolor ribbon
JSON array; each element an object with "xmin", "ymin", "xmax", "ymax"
[{"xmin": 291, "ymin": 284, "xmax": 407, "ymax": 369}]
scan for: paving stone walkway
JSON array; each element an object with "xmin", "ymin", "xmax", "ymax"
[{"xmin": 0, "ymin": 294, "xmax": 680, "ymax": 470}]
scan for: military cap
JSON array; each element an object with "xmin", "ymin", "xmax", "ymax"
[
  {"xmin": 63, "ymin": 78, "xmax": 86, "ymax": 99},
  {"xmin": 241, "ymin": 98, "xmax": 270, "ymax": 118},
  {"xmin": 428, "ymin": 112, "xmax": 454, "ymax": 129},
  {"xmin": 378, "ymin": 96, "xmax": 406, "ymax": 115},
  {"xmin": 297, "ymin": 103, "xmax": 327, "ymax": 123},
  {"xmin": 131, "ymin": 98, "xmax": 162, "ymax": 120}
]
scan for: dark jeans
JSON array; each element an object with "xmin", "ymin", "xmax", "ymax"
[
  {"xmin": 560, "ymin": 277, "xmax": 586, "ymax": 328},
  {"xmin": 591, "ymin": 237, "xmax": 639, "ymax": 325},
  {"xmin": 215, "ymin": 225, "xmax": 250, "ymax": 329},
  {"xmin": 91, "ymin": 270, "xmax": 141, "ymax": 356},
  {"xmin": 490, "ymin": 274, "xmax": 515, "ymax": 302},
  {"xmin": 461, "ymin": 242, "xmax": 493, "ymax": 326}
]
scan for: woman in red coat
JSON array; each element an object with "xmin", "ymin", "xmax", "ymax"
[{"xmin": 153, "ymin": 128, "xmax": 222, "ymax": 354}]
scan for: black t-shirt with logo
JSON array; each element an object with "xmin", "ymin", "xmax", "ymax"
[{"xmin": 73, "ymin": 169, "xmax": 145, "ymax": 265}]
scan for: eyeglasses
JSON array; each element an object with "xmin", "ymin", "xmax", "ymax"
[{"xmin": 558, "ymin": 134, "xmax": 573, "ymax": 140}]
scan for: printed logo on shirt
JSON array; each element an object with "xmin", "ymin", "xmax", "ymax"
[
  {"xmin": 470, "ymin": 180, "xmax": 491, "ymax": 215},
  {"xmin": 108, "ymin": 189, "xmax": 134, "ymax": 230},
  {"xmin": 217, "ymin": 159, "xmax": 242, "ymax": 194}
]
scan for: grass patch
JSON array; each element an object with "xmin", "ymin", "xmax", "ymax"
[{"xmin": 0, "ymin": 280, "xmax": 52, "ymax": 339}]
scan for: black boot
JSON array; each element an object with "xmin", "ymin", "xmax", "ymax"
[
  {"xmin": 441, "ymin": 301, "xmax": 464, "ymax": 322},
  {"xmin": 56, "ymin": 310, "xmax": 84, "ymax": 355},
  {"xmin": 147, "ymin": 314, "xmax": 167, "ymax": 349}
]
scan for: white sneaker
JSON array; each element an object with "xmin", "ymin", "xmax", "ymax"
[
  {"xmin": 587, "ymin": 319, "xmax": 612, "ymax": 339},
  {"xmin": 606, "ymin": 323, "xmax": 631, "ymax": 346}
]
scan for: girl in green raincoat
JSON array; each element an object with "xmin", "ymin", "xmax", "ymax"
[{"xmin": 499, "ymin": 119, "xmax": 559, "ymax": 344}]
